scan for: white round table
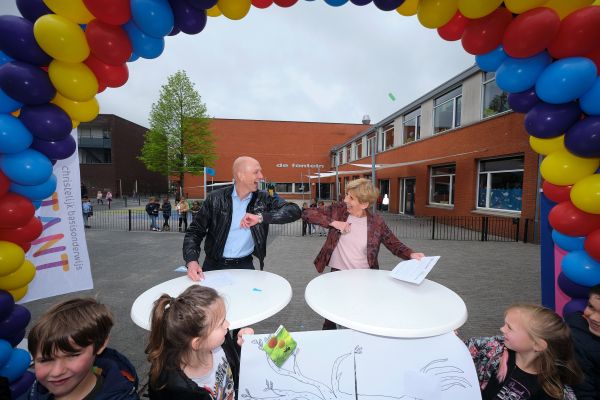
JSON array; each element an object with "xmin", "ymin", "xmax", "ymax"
[
  {"xmin": 305, "ymin": 269, "xmax": 467, "ymax": 338},
  {"xmin": 131, "ymin": 269, "xmax": 292, "ymax": 330}
]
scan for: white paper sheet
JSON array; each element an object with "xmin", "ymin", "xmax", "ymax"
[
  {"xmin": 239, "ymin": 329, "xmax": 481, "ymax": 400},
  {"xmin": 390, "ymin": 256, "xmax": 441, "ymax": 285},
  {"xmin": 200, "ymin": 271, "xmax": 235, "ymax": 289}
]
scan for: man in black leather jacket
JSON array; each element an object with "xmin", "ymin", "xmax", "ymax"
[{"xmin": 183, "ymin": 156, "xmax": 301, "ymax": 281}]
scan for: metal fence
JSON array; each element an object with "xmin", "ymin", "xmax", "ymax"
[{"xmin": 87, "ymin": 209, "xmax": 537, "ymax": 243}]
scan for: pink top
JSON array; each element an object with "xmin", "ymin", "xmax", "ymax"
[{"xmin": 328, "ymin": 215, "xmax": 369, "ymax": 270}]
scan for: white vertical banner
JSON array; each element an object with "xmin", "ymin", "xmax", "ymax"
[{"xmin": 19, "ymin": 133, "xmax": 93, "ymax": 303}]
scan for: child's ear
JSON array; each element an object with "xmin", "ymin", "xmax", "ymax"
[
  {"xmin": 96, "ymin": 338, "xmax": 109, "ymax": 356},
  {"xmin": 190, "ymin": 337, "xmax": 202, "ymax": 351},
  {"xmin": 533, "ymin": 339, "xmax": 547, "ymax": 353}
]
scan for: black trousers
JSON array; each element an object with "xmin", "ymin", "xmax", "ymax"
[{"xmin": 203, "ymin": 255, "xmax": 255, "ymax": 271}]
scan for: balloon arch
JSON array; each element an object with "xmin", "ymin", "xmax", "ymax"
[{"xmin": 1, "ymin": 0, "xmax": 600, "ymax": 395}]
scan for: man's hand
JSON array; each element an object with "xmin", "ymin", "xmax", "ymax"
[
  {"xmin": 330, "ymin": 220, "xmax": 351, "ymax": 234},
  {"xmin": 186, "ymin": 261, "xmax": 205, "ymax": 281},
  {"xmin": 240, "ymin": 213, "xmax": 261, "ymax": 228},
  {"xmin": 237, "ymin": 327, "xmax": 254, "ymax": 346},
  {"xmin": 410, "ymin": 252, "xmax": 425, "ymax": 260}
]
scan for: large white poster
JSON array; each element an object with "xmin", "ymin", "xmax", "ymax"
[
  {"xmin": 240, "ymin": 329, "xmax": 481, "ymax": 400},
  {"xmin": 20, "ymin": 134, "xmax": 93, "ymax": 303}
]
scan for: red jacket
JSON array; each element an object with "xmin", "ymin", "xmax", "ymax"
[{"xmin": 302, "ymin": 202, "xmax": 414, "ymax": 273}]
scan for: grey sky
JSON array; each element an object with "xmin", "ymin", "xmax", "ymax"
[{"xmin": 1, "ymin": 2, "xmax": 475, "ymax": 128}]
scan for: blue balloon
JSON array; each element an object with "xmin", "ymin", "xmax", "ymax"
[
  {"xmin": 524, "ymin": 101, "xmax": 581, "ymax": 139},
  {"xmin": 0, "ymin": 51, "xmax": 13, "ymax": 66},
  {"xmin": 324, "ymin": 0, "xmax": 349, "ymax": 5},
  {"xmin": 508, "ymin": 87, "xmax": 539, "ymax": 113},
  {"xmin": 10, "ymin": 174, "xmax": 57, "ymax": 200},
  {"xmin": 0, "ymin": 16, "xmax": 52, "ymax": 66},
  {"xmin": 31, "ymin": 199, "xmax": 42, "ymax": 208},
  {"xmin": 0, "ymin": 349, "xmax": 30, "ymax": 383},
  {"xmin": 131, "ymin": 0, "xmax": 174, "ymax": 38},
  {"xmin": 0, "ymin": 88, "xmax": 23, "ymax": 113},
  {"xmin": 123, "ymin": 21, "xmax": 165, "ymax": 59},
  {"xmin": 0, "ymin": 114, "xmax": 33, "ymax": 154},
  {"xmin": 496, "ymin": 52, "xmax": 552, "ymax": 94},
  {"xmin": 0, "ymin": 148, "xmax": 52, "ymax": 185},
  {"xmin": 0, "ymin": 339, "xmax": 11, "ymax": 369},
  {"xmin": 0, "ymin": 61, "xmax": 56, "ymax": 105},
  {"xmin": 562, "ymin": 250, "xmax": 600, "ymax": 286},
  {"xmin": 19, "ymin": 103, "xmax": 72, "ymax": 141},
  {"xmin": 128, "ymin": 51, "xmax": 139, "ymax": 62},
  {"xmin": 564, "ymin": 116, "xmax": 600, "ymax": 158},
  {"xmin": 552, "ymin": 229, "xmax": 585, "ymax": 252},
  {"xmin": 580, "ymin": 77, "xmax": 600, "ymax": 116},
  {"xmin": 536, "ymin": 57, "xmax": 597, "ymax": 104},
  {"xmin": 476, "ymin": 45, "xmax": 507, "ymax": 72}
]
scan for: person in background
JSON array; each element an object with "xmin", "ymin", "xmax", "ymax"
[
  {"xmin": 466, "ymin": 304, "xmax": 581, "ymax": 400},
  {"xmin": 106, "ymin": 191, "xmax": 113, "ymax": 209},
  {"xmin": 160, "ymin": 196, "xmax": 172, "ymax": 231},
  {"xmin": 565, "ymin": 284, "xmax": 600, "ymax": 399},
  {"xmin": 301, "ymin": 202, "xmax": 309, "ymax": 236},
  {"xmin": 96, "ymin": 190, "xmax": 103, "ymax": 205},
  {"xmin": 190, "ymin": 200, "xmax": 201, "ymax": 220},
  {"xmin": 302, "ymin": 178, "xmax": 424, "ymax": 330},
  {"xmin": 146, "ymin": 197, "xmax": 160, "ymax": 231},
  {"xmin": 82, "ymin": 196, "xmax": 93, "ymax": 228},
  {"xmin": 177, "ymin": 197, "xmax": 190, "ymax": 232}
]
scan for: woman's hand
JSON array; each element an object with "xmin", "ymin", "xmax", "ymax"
[
  {"xmin": 410, "ymin": 252, "xmax": 425, "ymax": 260},
  {"xmin": 330, "ymin": 220, "xmax": 351, "ymax": 234},
  {"xmin": 237, "ymin": 327, "xmax": 255, "ymax": 346}
]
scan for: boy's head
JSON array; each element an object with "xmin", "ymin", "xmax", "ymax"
[
  {"xmin": 584, "ymin": 284, "xmax": 600, "ymax": 337},
  {"xmin": 27, "ymin": 298, "xmax": 113, "ymax": 398}
]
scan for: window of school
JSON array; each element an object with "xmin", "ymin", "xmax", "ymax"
[
  {"xmin": 355, "ymin": 139, "xmax": 363, "ymax": 160},
  {"xmin": 295, "ymin": 183, "xmax": 309, "ymax": 193},
  {"xmin": 383, "ymin": 123, "xmax": 394, "ymax": 151},
  {"xmin": 433, "ymin": 86, "xmax": 462, "ymax": 134},
  {"xmin": 477, "ymin": 156, "xmax": 524, "ymax": 212},
  {"xmin": 337, "ymin": 150, "xmax": 343, "ymax": 165},
  {"xmin": 366, "ymin": 133, "xmax": 375, "ymax": 157},
  {"xmin": 403, "ymin": 108, "xmax": 420, "ymax": 144},
  {"xmin": 482, "ymin": 72, "xmax": 510, "ymax": 118},
  {"xmin": 429, "ymin": 165, "xmax": 455, "ymax": 206},
  {"xmin": 345, "ymin": 146, "xmax": 351, "ymax": 164}
]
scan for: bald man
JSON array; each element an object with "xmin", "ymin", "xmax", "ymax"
[{"xmin": 183, "ymin": 156, "xmax": 301, "ymax": 280}]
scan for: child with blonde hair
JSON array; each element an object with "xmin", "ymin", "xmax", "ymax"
[
  {"xmin": 466, "ymin": 304, "xmax": 581, "ymax": 399},
  {"xmin": 146, "ymin": 285, "xmax": 253, "ymax": 400}
]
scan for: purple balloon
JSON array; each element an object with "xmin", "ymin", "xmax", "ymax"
[
  {"xmin": 19, "ymin": 104, "xmax": 72, "ymax": 141},
  {"xmin": 2, "ymin": 328, "xmax": 25, "ymax": 347},
  {"xmin": 524, "ymin": 101, "xmax": 581, "ymax": 139},
  {"xmin": 508, "ymin": 88, "xmax": 539, "ymax": 114},
  {"xmin": 187, "ymin": 0, "xmax": 218, "ymax": 10},
  {"xmin": 16, "ymin": 0, "xmax": 52, "ymax": 23},
  {"xmin": 562, "ymin": 297, "xmax": 588, "ymax": 316},
  {"xmin": 0, "ymin": 61, "xmax": 55, "ymax": 105},
  {"xmin": 350, "ymin": 0, "xmax": 372, "ymax": 5},
  {"xmin": 565, "ymin": 116, "xmax": 600, "ymax": 158},
  {"xmin": 31, "ymin": 135, "xmax": 77, "ymax": 160},
  {"xmin": 0, "ymin": 16, "xmax": 51, "ymax": 66},
  {"xmin": 373, "ymin": 0, "xmax": 404, "ymax": 10},
  {"xmin": 0, "ymin": 290, "xmax": 15, "ymax": 321},
  {"xmin": 170, "ymin": 0, "xmax": 207, "ymax": 35},
  {"xmin": 9, "ymin": 371, "xmax": 35, "ymax": 398},
  {"xmin": 168, "ymin": 25, "xmax": 181, "ymax": 36},
  {"xmin": 0, "ymin": 305, "xmax": 31, "ymax": 335},
  {"xmin": 558, "ymin": 272, "xmax": 591, "ymax": 298}
]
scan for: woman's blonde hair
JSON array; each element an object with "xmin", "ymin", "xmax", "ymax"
[
  {"xmin": 498, "ymin": 304, "xmax": 582, "ymax": 398},
  {"xmin": 345, "ymin": 178, "xmax": 379, "ymax": 206}
]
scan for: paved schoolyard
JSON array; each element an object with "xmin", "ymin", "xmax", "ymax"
[{"xmin": 23, "ymin": 229, "xmax": 541, "ymax": 382}]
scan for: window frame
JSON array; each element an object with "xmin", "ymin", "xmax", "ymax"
[
  {"xmin": 481, "ymin": 71, "xmax": 510, "ymax": 119},
  {"xmin": 429, "ymin": 164, "xmax": 456, "ymax": 206},
  {"xmin": 403, "ymin": 108, "xmax": 421, "ymax": 144},
  {"xmin": 433, "ymin": 86, "xmax": 462, "ymax": 134},
  {"xmin": 476, "ymin": 156, "xmax": 524, "ymax": 213}
]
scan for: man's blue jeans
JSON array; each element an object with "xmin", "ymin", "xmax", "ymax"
[{"xmin": 150, "ymin": 215, "xmax": 158, "ymax": 230}]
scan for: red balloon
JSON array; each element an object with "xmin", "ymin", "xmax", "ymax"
[
  {"xmin": 19, "ymin": 242, "xmax": 31, "ymax": 253},
  {"xmin": 0, "ymin": 171, "xmax": 9, "ymax": 197},
  {"xmin": 548, "ymin": 6, "xmax": 600, "ymax": 59},
  {"xmin": 542, "ymin": 180, "xmax": 572, "ymax": 203},
  {"xmin": 462, "ymin": 7, "xmax": 513, "ymax": 55},
  {"xmin": 83, "ymin": 0, "xmax": 131, "ymax": 25},
  {"xmin": 0, "ymin": 216, "xmax": 43, "ymax": 244},
  {"xmin": 438, "ymin": 11, "xmax": 469, "ymax": 42},
  {"xmin": 549, "ymin": 201, "xmax": 600, "ymax": 237},
  {"xmin": 585, "ymin": 46, "xmax": 600, "ymax": 76},
  {"xmin": 503, "ymin": 8, "xmax": 560, "ymax": 58},
  {"xmin": 273, "ymin": 0, "xmax": 298, "ymax": 7},
  {"xmin": 585, "ymin": 229, "xmax": 600, "ymax": 262},
  {"xmin": 84, "ymin": 55, "xmax": 129, "ymax": 88},
  {"xmin": 85, "ymin": 20, "xmax": 132, "ymax": 66},
  {"xmin": 0, "ymin": 193, "xmax": 35, "ymax": 229},
  {"xmin": 252, "ymin": 0, "xmax": 274, "ymax": 8}
]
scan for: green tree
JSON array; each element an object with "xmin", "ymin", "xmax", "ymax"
[{"xmin": 139, "ymin": 70, "xmax": 217, "ymax": 196}]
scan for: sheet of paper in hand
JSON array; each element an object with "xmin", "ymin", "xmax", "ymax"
[
  {"xmin": 262, "ymin": 325, "xmax": 297, "ymax": 367},
  {"xmin": 390, "ymin": 256, "xmax": 441, "ymax": 285}
]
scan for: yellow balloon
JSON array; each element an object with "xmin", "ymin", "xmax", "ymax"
[
  {"xmin": 11, "ymin": 109, "xmax": 20, "ymax": 117},
  {"xmin": 529, "ymin": 135, "xmax": 565, "ymax": 155},
  {"xmin": 33, "ymin": 14, "xmax": 90, "ymax": 63},
  {"xmin": 544, "ymin": 0, "xmax": 594, "ymax": 18},
  {"xmin": 571, "ymin": 174, "xmax": 600, "ymax": 214},
  {"xmin": 217, "ymin": 0, "xmax": 251, "ymax": 20},
  {"xmin": 0, "ymin": 260, "xmax": 35, "ymax": 291},
  {"xmin": 504, "ymin": 0, "xmax": 548, "ymax": 14},
  {"xmin": 207, "ymin": 5, "xmax": 222, "ymax": 17},
  {"xmin": 0, "ymin": 241, "xmax": 25, "ymax": 277},
  {"xmin": 72, "ymin": 119, "xmax": 80, "ymax": 129},
  {"xmin": 48, "ymin": 60, "xmax": 98, "ymax": 102},
  {"xmin": 594, "ymin": 0, "xmax": 600, "ymax": 5},
  {"xmin": 396, "ymin": 0, "xmax": 419, "ymax": 16},
  {"xmin": 417, "ymin": 0, "xmax": 458, "ymax": 29},
  {"xmin": 540, "ymin": 149, "xmax": 600, "ymax": 186},
  {"xmin": 52, "ymin": 93, "xmax": 99, "ymax": 122},
  {"xmin": 8, "ymin": 285, "xmax": 28, "ymax": 302},
  {"xmin": 43, "ymin": 0, "xmax": 95, "ymax": 24},
  {"xmin": 457, "ymin": 0, "xmax": 502, "ymax": 19}
]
